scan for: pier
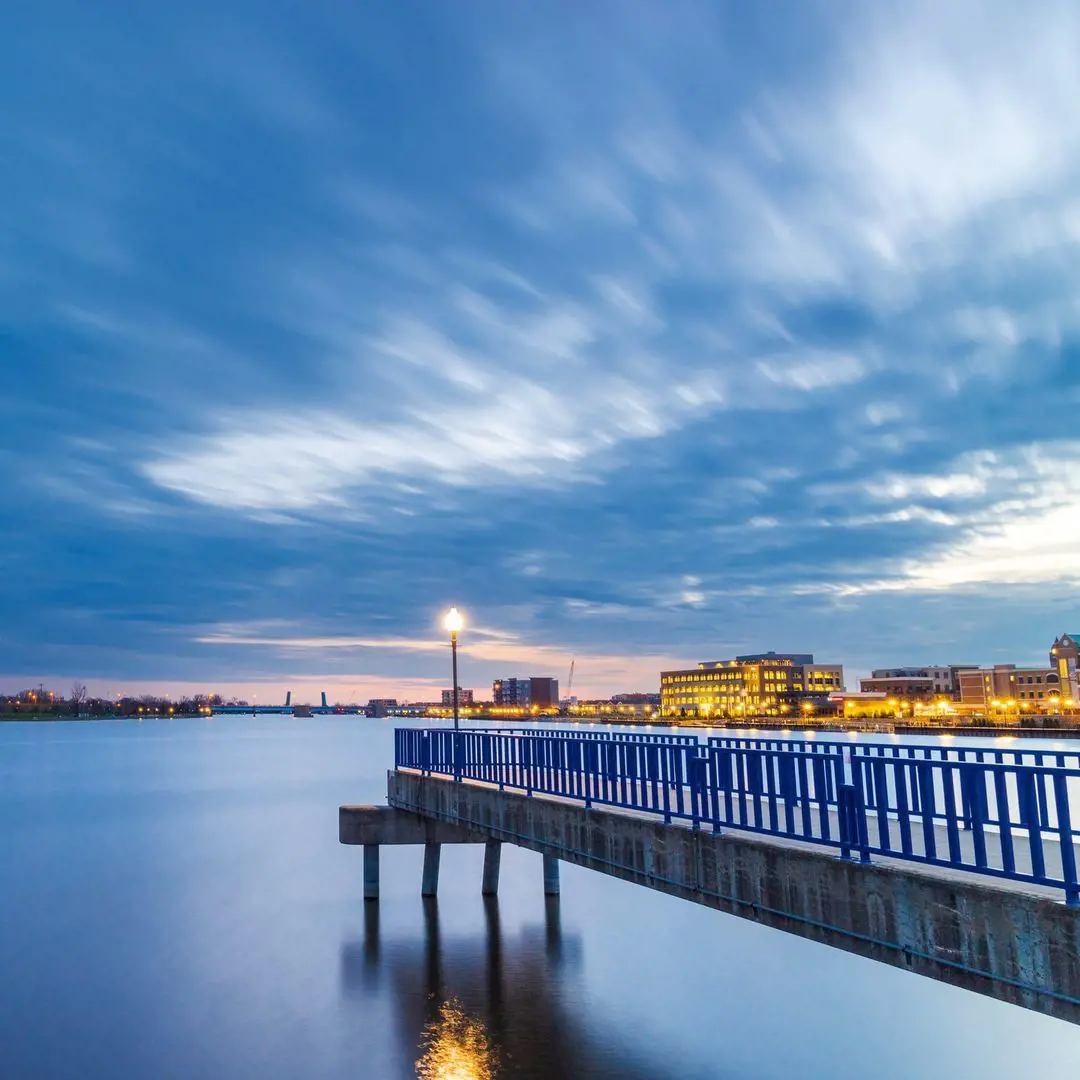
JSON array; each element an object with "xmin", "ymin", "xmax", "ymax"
[{"xmin": 341, "ymin": 728, "xmax": 1080, "ymax": 1025}]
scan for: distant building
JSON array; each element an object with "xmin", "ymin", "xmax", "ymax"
[
  {"xmin": 570, "ymin": 697, "xmax": 660, "ymax": 719},
  {"xmin": 736, "ymin": 651, "xmax": 814, "ymax": 666},
  {"xmin": 493, "ymin": 678, "xmax": 531, "ymax": 707},
  {"xmin": 529, "ymin": 677, "xmax": 559, "ymax": 708},
  {"xmin": 365, "ymin": 698, "xmax": 398, "ymax": 718},
  {"xmin": 1052, "ymin": 634, "xmax": 1080, "ymax": 703},
  {"xmin": 441, "ymin": 688, "xmax": 474, "ymax": 706},
  {"xmin": 859, "ymin": 666, "xmax": 974, "ymax": 700},
  {"xmin": 611, "ymin": 693, "xmax": 662, "ymax": 706},
  {"xmin": 660, "ymin": 652, "xmax": 844, "ymax": 718},
  {"xmin": 958, "ymin": 665, "xmax": 1060, "ymax": 709}
]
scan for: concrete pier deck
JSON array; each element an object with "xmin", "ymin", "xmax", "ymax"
[{"xmin": 342, "ymin": 770, "xmax": 1080, "ymax": 1025}]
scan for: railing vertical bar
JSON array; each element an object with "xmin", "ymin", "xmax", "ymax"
[
  {"xmin": 872, "ymin": 758, "xmax": 891, "ymax": 852},
  {"xmin": 894, "ymin": 759, "xmax": 913, "ymax": 856},
  {"xmin": 1020, "ymin": 770, "xmax": 1046, "ymax": 881},
  {"xmin": 1052, "ymin": 772, "xmax": 1080, "ymax": 906},
  {"xmin": 966, "ymin": 765, "xmax": 988, "ymax": 869},
  {"xmin": 797, "ymin": 754, "xmax": 813, "ymax": 839},
  {"xmin": 994, "ymin": 768, "xmax": 1015, "ymax": 875}
]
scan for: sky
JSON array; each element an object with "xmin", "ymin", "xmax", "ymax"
[{"xmin": 2, "ymin": 1, "xmax": 1079, "ymax": 703}]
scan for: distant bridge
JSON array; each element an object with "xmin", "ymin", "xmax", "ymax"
[
  {"xmin": 342, "ymin": 727, "xmax": 1080, "ymax": 1025},
  {"xmin": 213, "ymin": 691, "xmax": 366, "ymax": 716}
]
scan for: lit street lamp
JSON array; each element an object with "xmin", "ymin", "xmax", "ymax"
[{"xmin": 444, "ymin": 607, "xmax": 464, "ymax": 731}]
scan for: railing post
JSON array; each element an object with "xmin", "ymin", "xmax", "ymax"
[
  {"xmin": 963, "ymin": 764, "xmax": 988, "ymax": 868},
  {"xmin": 851, "ymin": 758, "xmax": 871, "ymax": 864},
  {"xmin": 838, "ymin": 749, "xmax": 870, "ymax": 864},
  {"xmin": 582, "ymin": 740, "xmax": 592, "ymax": 809},
  {"xmin": 709, "ymin": 747, "xmax": 723, "ymax": 834},
  {"xmin": 690, "ymin": 749, "xmax": 707, "ymax": 831},
  {"xmin": 839, "ymin": 782, "xmax": 854, "ymax": 861},
  {"xmin": 1052, "ymin": 772, "xmax": 1080, "ymax": 907},
  {"xmin": 453, "ymin": 730, "xmax": 462, "ymax": 783}
]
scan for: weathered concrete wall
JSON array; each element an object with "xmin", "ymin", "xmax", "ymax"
[
  {"xmin": 386, "ymin": 771, "xmax": 1080, "ymax": 1025},
  {"xmin": 340, "ymin": 804, "xmax": 486, "ymax": 846}
]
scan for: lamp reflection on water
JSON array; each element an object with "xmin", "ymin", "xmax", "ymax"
[{"xmin": 416, "ymin": 999, "xmax": 498, "ymax": 1080}]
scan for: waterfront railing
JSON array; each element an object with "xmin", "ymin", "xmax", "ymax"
[
  {"xmin": 395, "ymin": 728, "xmax": 1080, "ymax": 903},
  {"xmin": 458, "ymin": 726, "xmax": 697, "ymax": 746}
]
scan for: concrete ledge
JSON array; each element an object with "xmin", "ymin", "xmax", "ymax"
[
  {"xmin": 339, "ymin": 804, "xmax": 487, "ymax": 846},
  {"xmin": 387, "ymin": 770, "xmax": 1080, "ymax": 1025}
]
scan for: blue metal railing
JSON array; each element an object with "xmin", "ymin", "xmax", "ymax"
[
  {"xmin": 710, "ymin": 736, "xmax": 1080, "ymax": 836},
  {"xmin": 710, "ymin": 734, "xmax": 1080, "ymax": 770},
  {"xmin": 458, "ymin": 726, "xmax": 697, "ymax": 746},
  {"xmin": 395, "ymin": 728, "xmax": 1080, "ymax": 903}
]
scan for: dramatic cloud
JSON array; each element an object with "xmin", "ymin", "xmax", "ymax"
[{"xmin": 3, "ymin": 0, "xmax": 1079, "ymax": 695}]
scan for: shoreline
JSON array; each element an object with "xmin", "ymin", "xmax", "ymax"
[{"xmin": 5, "ymin": 713, "xmax": 1080, "ymax": 742}]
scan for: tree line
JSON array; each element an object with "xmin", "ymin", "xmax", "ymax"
[{"xmin": 1, "ymin": 684, "xmax": 242, "ymax": 718}]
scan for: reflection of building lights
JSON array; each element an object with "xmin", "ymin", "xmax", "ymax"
[{"xmin": 416, "ymin": 1001, "xmax": 497, "ymax": 1080}]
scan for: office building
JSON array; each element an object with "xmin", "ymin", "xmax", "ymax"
[
  {"xmin": 493, "ymin": 678, "xmax": 530, "ymax": 707},
  {"xmin": 660, "ymin": 652, "xmax": 844, "ymax": 718},
  {"xmin": 441, "ymin": 688, "xmax": 474, "ymax": 706},
  {"xmin": 1052, "ymin": 633, "xmax": 1080, "ymax": 703},
  {"xmin": 529, "ymin": 677, "xmax": 559, "ymax": 708},
  {"xmin": 365, "ymin": 698, "xmax": 398, "ymax": 717},
  {"xmin": 958, "ymin": 665, "xmax": 1059, "ymax": 708},
  {"xmin": 859, "ymin": 666, "xmax": 974, "ymax": 701},
  {"xmin": 611, "ymin": 693, "xmax": 662, "ymax": 706}
]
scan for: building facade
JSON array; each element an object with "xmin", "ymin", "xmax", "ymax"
[
  {"xmin": 858, "ymin": 666, "xmax": 977, "ymax": 701},
  {"xmin": 958, "ymin": 664, "xmax": 1061, "ymax": 709},
  {"xmin": 365, "ymin": 698, "xmax": 398, "ymax": 717},
  {"xmin": 1052, "ymin": 634, "xmax": 1080, "ymax": 704},
  {"xmin": 440, "ymin": 688, "xmax": 474, "ymax": 706},
  {"xmin": 493, "ymin": 678, "xmax": 531, "ymax": 707},
  {"xmin": 611, "ymin": 693, "xmax": 662, "ymax": 706},
  {"xmin": 660, "ymin": 653, "xmax": 844, "ymax": 718},
  {"xmin": 528, "ymin": 677, "xmax": 560, "ymax": 708}
]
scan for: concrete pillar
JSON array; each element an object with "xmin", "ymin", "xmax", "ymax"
[
  {"xmin": 363, "ymin": 845, "xmax": 380, "ymax": 900},
  {"xmin": 543, "ymin": 853, "xmax": 560, "ymax": 896},
  {"xmin": 421, "ymin": 842, "xmax": 442, "ymax": 897},
  {"xmin": 544, "ymin": 895, "xmax": 562, "ymax": 962},
  {"xmin": 482, "ymin": 840, "xmax": 502, "ymax": 896}
]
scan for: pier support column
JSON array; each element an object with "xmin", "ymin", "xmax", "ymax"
[
  {"xmin": 363, "ymin": 844, "xmax": 380, "ymax": 900},
  {"xmin": 543, "ymin": 854, "xmax": 561, "ymax": 896},
  {"xmin": 482, "ymin": 840, "xmax": 503, "ymax": 896},
  {"xmin": 421, "ymin": 842, "xmax": 442, "ymax": 897}
]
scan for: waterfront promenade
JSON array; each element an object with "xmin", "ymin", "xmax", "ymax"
[{"xmin": 343, "ymin": 727, "xmax": 1080, "ymax": 1025}]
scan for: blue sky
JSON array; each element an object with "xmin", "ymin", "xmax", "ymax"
[{"xmin": 3, "ymin": 1, "xmax": 1079, "ymax": 702}]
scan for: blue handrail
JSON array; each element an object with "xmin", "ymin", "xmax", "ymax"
[
  {"xmin": 395, "ymin": 728, "xmax": 1080, "ymax": 903},
  {"xmin": 457, "ymin": 726, "xmax": 697, "ymax": 746},
  {"xmin": 710, "ymin": 734, "xmax": 1080, "ymax": 770},
  {"xmin": 709, "ymin": 735, "xmax": 1080, "ymax": 835}
]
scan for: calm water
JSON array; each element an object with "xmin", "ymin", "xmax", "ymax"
[{"xmin": 1, "ymin": 717, "xmax": 1078, "ymax": 1079}]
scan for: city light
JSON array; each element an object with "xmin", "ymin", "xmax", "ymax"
[
  {"xmin": 416, "ymin": 1001, "xmax": 496, "ymax": 1080},
  {"xmin": 444, "ymin": 608, "xmax": 464, "ymax": 731}
]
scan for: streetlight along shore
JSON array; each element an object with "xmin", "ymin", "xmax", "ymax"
[{"xmin": 444, "ymin": 607, "xmax": 463, "ymax": 731}]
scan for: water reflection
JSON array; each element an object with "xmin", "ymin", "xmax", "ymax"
[
  {"xmin": 341, "ymin": 897, "xmax": 683, "ymax": 1079},
  {"xmin": 416, "ymin": 1000, "xmax": 498, "ymax": 1080}
]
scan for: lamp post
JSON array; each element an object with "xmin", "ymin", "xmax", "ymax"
[{"xmin": 444, "ymin": 607, "xmax": 464, "ymax": 731}]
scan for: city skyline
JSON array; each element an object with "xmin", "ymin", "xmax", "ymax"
[
  {"xmin": 2, "ymin": 624, "xmax": 1073, "ymax": 705},
  {"xmin": 4, "ymin": 2, "xmax": 1080, "ymax": 698}
]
